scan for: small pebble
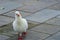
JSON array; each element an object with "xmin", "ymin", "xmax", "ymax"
[{"xmin": 0, "ymin": 7, "xmax": 5, "ymax": 10}]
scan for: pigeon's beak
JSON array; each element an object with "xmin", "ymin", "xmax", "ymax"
[{"xmin": 16, "ymin": 14, "xmax": 20, "ymax": 17}]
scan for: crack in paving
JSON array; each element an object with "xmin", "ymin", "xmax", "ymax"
[
  {"xmin": 43, "ymin": 30, "xmax": 60, "ymax": 40},
  {"xmin": 33, "ymin": 2, "xmax": 59, "ymax": 14}
]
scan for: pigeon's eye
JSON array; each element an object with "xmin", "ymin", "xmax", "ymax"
[{"xmin": 16, "ymin": 14, "xmax": 20, "ymax": 16}]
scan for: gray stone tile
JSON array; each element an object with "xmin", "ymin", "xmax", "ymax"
[
  {"xmin": 3, "ymin": 11, "xmax": 15, "ymax": 18},
  {"xmin": 28, "ymin": 20, "xmax": 39, "ymax": 29},
  {"xmin": 0, "ymin": 15, "xmax": 14, "ymax": 26},
  {"xmin": 16, "ymin": 0, "xmax": 57, "ymax": 13},
  {"xmin": 25, "ymin": 9, "xmax": 60, "ymax": 23},
  {"xmin": 47, "ymin": 3, "xmax": 60, "ymax": 10},
  {"xmin": 24, "ymin": 38, "xmax": 42, "ymax": 40},
  {"xmin": 0, "ymin": 0, "xmax": 24, "ymax": 3},
  {"xmin": 0, "ymin": 35, "xmax": 9, "ymax": 40},
  {"xmin": 38, "ymin": 0, "xmax": 56, "ymax": 2},
  {"xmin": 30, "ymin": 24, "xmax": 60, "ymax": 34},
  {"xmin": 5, "ymin": 30, "xmax": 46, "ymax": 40},
  {"xmin": 28, "ymin": 20, "xmax": 40, "ymax": 25},
  {"xmin": 56, "ymin": 15, "xmax": 60, "ymax": 18},
  {"xmin": 24, "ymin": 30, "xmax": 49, "ymax": 40},
  {"xmin": 2, "ymin": 33, "xmax": 15, "ymax": 37},
  {"xmin": 3, "ymin": 11, "xmax": 32, "ymax": 18},
  {"xmin": 0, "ymin": 0, "xmax": 23, "ymax": 14},
  {"xmin": 45, "ymin": 32, "xmax": 60, "ymax": 40},
  {"xmin": 45, "ymin": 17, "xmax": 60, "ymax": 26},
  {"xmin": 8, "ymin": 36, "xmax": 18, "ymax": 40},
  {"xmin": 55, "ymin": 0, "xmax": 60, "ymax": 3}
]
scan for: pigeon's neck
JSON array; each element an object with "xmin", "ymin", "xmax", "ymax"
[{"xmin": 15, "ymin": 16, "xmax": 22, "ymax": 22}]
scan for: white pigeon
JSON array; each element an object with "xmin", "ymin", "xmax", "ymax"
[{"xmin": 13, "ymin": 11, "xmax": 28, "ymax": 40}]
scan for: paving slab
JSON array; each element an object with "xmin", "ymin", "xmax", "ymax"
[
  {"xmin": 24, "ymin": 38, "xmax": 41, "ymax": 40},
  {"xmin": 3, "ymin": 11, "xmax": 32, "ymax": 18},
  {"xmin": 55, "ymin": 0, "xmax": 60, "ymax": 3},
  {"xmin": 45, "ymin": 15, "xmax": 60, "ymax": 26},
  {"xmin": 28, "ymin": 21, "xmax": 39, "ymax": 29},
  {"xmin": 0, "ymin": 15, "xmax": 14, "ymax": 27},
  {"xmin": 0, "ymin": 35, "xmax": 9, "ymax": 40},
  {"xmin": 45, "ymin": 32, "xmax": 60, "ymax": 40},
  {"xmin": 0, "ymin": 30, "xmax": 49, "ymax": 40},
  {"xmin": 0, "ymin": 0, "xmax": 23, "ymax": 14},
  {"xmin": 47, "ymin": 3, "xmax": 60, "ymax": 10},
  {"xmin": 30, "ymin": 24, "xmax": 60, "ymax": 34},
  {"xmin": 24, "ymin": 30, "xmax": 49, "ymax": 40},
  {"xmin": 2, "ymin": 33, "xmax": 18, "ymax": 40},
  {"xmin": 16, "ymin": 0, "xmax": 57, "ymax": 13},
  {"xmin": 0, "ymin": 0, "xmax": 24, "ymax": 3},
  {"xmin": 25, "ymin": 9, "xmax": 60, "ymax": 23}
]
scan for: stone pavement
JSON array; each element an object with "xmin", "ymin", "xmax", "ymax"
[{"xmin": 0, "ymin": 0, "xmax": 60, "ymax": 40}]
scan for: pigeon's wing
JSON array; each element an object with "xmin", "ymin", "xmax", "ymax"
[
  {"xmin": 22, "ymin": 18, "xmax": 28, "ymax": 30},
  {"xmin": 12, "ymin": 21, "xmax": 17, "ymax": 31}
]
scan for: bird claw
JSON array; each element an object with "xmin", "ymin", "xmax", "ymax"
[
  {"xmin": 18, "ymin": 36, "xmax": 23, "ymax": 40},
  {"xmin": 22, "ymin": 32, "xmax": 27, "ymax": 37},
  {"xmin": 18, "ymin": 32, "xmax": 27, "ymax": 40}
]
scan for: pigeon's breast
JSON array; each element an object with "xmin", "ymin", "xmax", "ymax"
[{"xmin": 13, "ymin": 21, "xmax": 27, "ymax": 32}]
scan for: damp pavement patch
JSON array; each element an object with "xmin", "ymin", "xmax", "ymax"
[{"xmin": 25, "ymin": 9, "xmax": 60, "ymax": 23}]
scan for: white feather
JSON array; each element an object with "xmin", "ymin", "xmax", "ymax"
[{"xmin": 13, "ymin": 11, "xmax": 28, "ymax": 33}]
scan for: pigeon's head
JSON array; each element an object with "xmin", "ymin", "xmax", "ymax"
[{"xmin": 15, "ymin": 11, "xmax": 21, "ymax": 17}]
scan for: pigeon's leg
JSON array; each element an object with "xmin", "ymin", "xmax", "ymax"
[
  {"xmin": 22, "ymin": 32, "xmax": 27, "ymax": 37},
  {"xmin": 18, "ymin": 33, "xmax": 23, "ymax": 40},
  {"xmin": 22, "ymin": 30, "xmax": 27, "ymax": 37}
]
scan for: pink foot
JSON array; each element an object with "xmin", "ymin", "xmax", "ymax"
[
  {"xmin": 22, "ymin": 32, "xmax": 27, "ymax": 37},
  {"xmin": 18, "ymin": 36, "xmax": 23, "ymax": 40}
]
